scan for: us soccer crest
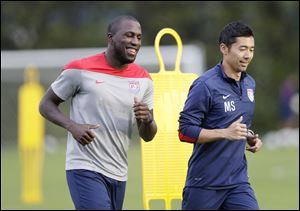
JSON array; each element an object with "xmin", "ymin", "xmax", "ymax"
[
  {"xmin": 128, "ymin": 81, "xmax": 140, "ymax": 94},
  {"xmin": 247, "ymin": 89, "xmax": 254, "ymax": 102}
]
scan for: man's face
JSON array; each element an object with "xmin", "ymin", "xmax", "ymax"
[
  {"xmin": 223, "ymin": 36, "xmax": 255, "ymax": 73},
  {"xmin": 109, "ymin": 20, "xmax": 142, "ymax": 64}
]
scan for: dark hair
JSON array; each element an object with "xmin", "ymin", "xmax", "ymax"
[
  {"xmin": 218, "ymin": 21, "xmax": 254, "ymax": 47},
  {"xmin": 107, "ymin": 15, "xmax": 139, "ymax": 35}
]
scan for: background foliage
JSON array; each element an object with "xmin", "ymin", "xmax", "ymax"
[
  {"xmin": 1, "ymin": 1, "xmax": 299, "ymax": 210},
  {"xmin": 2, "ymin": 1, "xmax": 299, "ymax": 134}
]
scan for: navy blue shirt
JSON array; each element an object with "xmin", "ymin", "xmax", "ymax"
[{"xmin": 178, "ymin": 63, "xmax": 256, "ymax": 189}]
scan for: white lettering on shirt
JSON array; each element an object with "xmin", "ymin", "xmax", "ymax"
[{"xmin": 224, "ymin": 101, "xmax": 235, "ymax": 112}]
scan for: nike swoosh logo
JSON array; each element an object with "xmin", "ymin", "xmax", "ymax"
[{"xmin": 222, "ymin": 94, "xmax": 231, "ymax": 99}]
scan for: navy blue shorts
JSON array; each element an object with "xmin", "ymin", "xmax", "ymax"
[
  {"xmin": 66, "ymin": 169, "xmax": 126, "ymax": 210},
  {"xmin": 182, "ymin": 183, "xmax": 259, "ymax": 210}
]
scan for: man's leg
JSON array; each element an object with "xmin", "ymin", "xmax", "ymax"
[
  {"xmin": 221, "ymin": 183, "xmax": 259, "ymax": 210},
  {"xmin": 110, "ymin": 179, "xmax": 126, "ymax": 210},
  {"xmin": 66, "ymin": 169, "xmax": 112, "ymax": 210},
  {"xmin": 182, "ymin": 187, "xmax": 227, "ymax": 210}
]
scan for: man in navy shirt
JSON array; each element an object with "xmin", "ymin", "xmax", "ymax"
[{"xmin": 178, "ymin": 21, "xmax": 263, "ymax": 210}]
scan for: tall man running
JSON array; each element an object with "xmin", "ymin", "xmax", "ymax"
[
  {"xmin": 178, "ymin": 21, "xmax": 262, "ymax": 210},
  {"xmin": 39, "ymin": 15, "xmax": 157, "ymax": 210}
]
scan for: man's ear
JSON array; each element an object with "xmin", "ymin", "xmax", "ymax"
[
  {"xmin": 219, "ymin": 43, "xmax": 228, "ymax": 55},
  {"xmin": 107, "ymin": 33, "xmax": 113, "ymax": 43}
]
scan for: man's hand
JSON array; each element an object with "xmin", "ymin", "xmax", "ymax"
[
  {"xmin": 67, "ymin": 123, "xmax": 100, "ymax": 146},
  {"xmin": 225, "ymin": 116, "xmax": 248, "ymax": 140},
  {"xmin": 246, "ymin": 129, "xmax": 262, "ymax": 153},
  {"xmin": 133, "ymin": 97, "xmax": 153, "ymax": 124},
  {"xmin": 133, "ymin": 97, "xmax": 157, "ymax": 141}
]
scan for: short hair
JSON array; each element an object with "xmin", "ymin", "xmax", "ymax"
[
  {"xmin": 107, "ymin": 15, "xmax": 139, "ymax": 35},
  {"xmin": 218, "ymin": 21, "xmax": 254, "ymax": 47}
]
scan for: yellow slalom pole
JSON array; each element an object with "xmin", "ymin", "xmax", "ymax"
[
  {"xmin": 18, "ymin": 65, "xmax": 45, "ymax": 204},
  {"xmin": 141, "ymin": 28, "xmax": 195, "ymax": 210},
  {"xmin": 154, "ymin": 27, "xmax": 183, "ymax": 74}
]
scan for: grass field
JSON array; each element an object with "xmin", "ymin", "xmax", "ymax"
[{"xmin": 1, "ymin": 142, "xmax": 299, "ymax": 210}]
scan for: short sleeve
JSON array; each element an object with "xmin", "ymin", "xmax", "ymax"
[
  {"xmin": 142, "ymin": 79, "xmax": 154, "ymax": 110},
  {"xmin": 51, "ymin": 69, "xmax": 81, "ymax": 101}
]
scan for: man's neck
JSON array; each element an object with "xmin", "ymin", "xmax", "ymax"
[
  {"xmin": 105, "ymin": 50, "xmax": 128, "ymax": 70},
  {"xmin": 221, "ymin": 62, "xmax": 241, "ymax": 81}
]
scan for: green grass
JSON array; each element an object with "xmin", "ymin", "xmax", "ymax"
[
  {"xmin": 1, "ymin": 143, "xmax": 299, "ymax": 210},
  {"xmin": 247, "ymin": 147, "xmax": 299, "ymax": 210}
]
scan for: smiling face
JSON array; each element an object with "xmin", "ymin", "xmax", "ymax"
[
  {"xmin": 108, "ymin": 19, "xmax": 142, "ymax": 65},
  {"xmin": 221, "ymin": 36, "xmax": 255, "ymax": 74}
]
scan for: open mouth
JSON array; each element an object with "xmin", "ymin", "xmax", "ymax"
[{"xmin": 126, "ymin": 47, "xmax": 137, "ymax": 56}]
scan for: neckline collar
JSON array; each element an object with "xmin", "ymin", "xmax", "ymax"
[{"xmin": 217, "ymin": 61, "xmax": 247, "ymax": 83}]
